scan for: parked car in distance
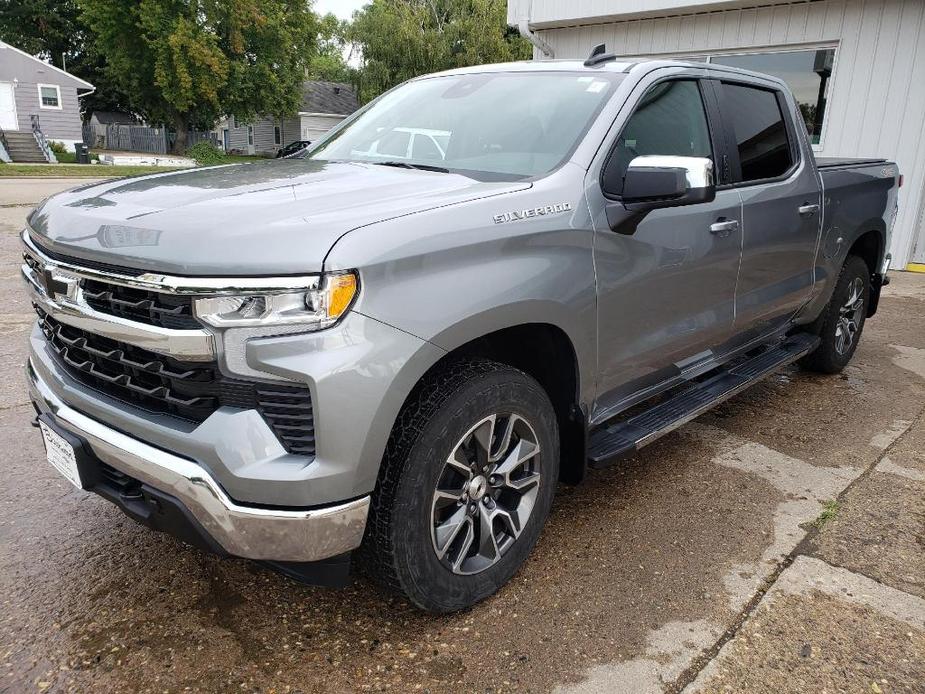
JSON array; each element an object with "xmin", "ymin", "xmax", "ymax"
[
  {"xmin": 275, "ymin": 140, "xmax": 312, "ymax": 158},
  {"xmin": 22, "ymin": 50, "xmax": 899, "ymax": 613}
]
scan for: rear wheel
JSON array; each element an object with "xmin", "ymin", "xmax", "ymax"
[
  {"xmin": 361, "ymin": 359, "xmax": 559, "ymax": 613},
  {"xmin": 801, "ymin": 255, "xmax": 870, "ymax": 374}
]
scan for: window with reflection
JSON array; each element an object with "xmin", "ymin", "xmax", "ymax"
[{"xmin": 709, "ymin": 48, "xmax": 835, "ymax": 145}]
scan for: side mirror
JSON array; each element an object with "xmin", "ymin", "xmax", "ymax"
[{"xmin": 620, "ymin": 155, "xmax": 715, "ymax": 212}]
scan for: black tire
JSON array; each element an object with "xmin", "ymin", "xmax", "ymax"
[
  {"xmin": 360, "ymin": 359, "xmax": 559, "ymax": 613},
  {"xmin": 800, "ymin": 254, "xmax": 870, "ymax": 374}
]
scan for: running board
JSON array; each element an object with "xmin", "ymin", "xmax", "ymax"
[{"xmin": 587, "ymin": 333, "xmax": 820, "ymax": 468}]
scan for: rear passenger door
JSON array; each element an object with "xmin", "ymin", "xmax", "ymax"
[{"xmin": 716, "ymin": 79, "xmax": 822, "ymax": 333}]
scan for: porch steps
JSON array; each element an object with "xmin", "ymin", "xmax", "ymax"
[
  {"xmin": 587, "ymin": 332, "xmax": 820, "ymax": 468},
  {"xmin": 1, "ymin": 131, "xmax": 49, "ymax": 163}
]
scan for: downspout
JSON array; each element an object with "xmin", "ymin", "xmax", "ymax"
[{"xmin": 515, "ymin": 0, "xmax": 555, "ymax": 59}]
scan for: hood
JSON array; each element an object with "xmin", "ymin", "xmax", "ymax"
[{"xmin": 27, "ymin": 159, "xmax": 529, "ymax": 276}]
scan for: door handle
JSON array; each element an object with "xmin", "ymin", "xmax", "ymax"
[
  {"xmin": 798, "ymin": 203, "xmax": 820, "ymax": 216},
  {"xmin": 709, "ymin": 218, "xmax": 739, "ymax": 236}
]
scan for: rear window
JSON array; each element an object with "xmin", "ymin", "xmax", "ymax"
[{"xmin": 722, "ymin": 83, "xmax": 793, "ymax": 182}]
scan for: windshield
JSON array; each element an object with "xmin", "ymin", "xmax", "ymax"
[{"xmin": 310, "ymin": 71, "xmax": 624, "ymax": 180}]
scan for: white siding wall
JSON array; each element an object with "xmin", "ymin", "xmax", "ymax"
[
  {"xmin": 300, "ymin": 114, "xmax": 345, "ymax": 142},
  {"xmin": 528, "ymin": 0, "xmax": 925, "ymax": 267},
  {"xmin": 224, "ymin": 117, "xmax": 300, "ymax": 155}
]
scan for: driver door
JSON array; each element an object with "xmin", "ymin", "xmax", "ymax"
[{"xmin": 587, "ymin": 75, "xmax": 743, "ymax": 421}]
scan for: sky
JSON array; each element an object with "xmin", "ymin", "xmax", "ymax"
[{"xmin": 313, "ymin": 0, "xmax": 368, "ymax": 20}]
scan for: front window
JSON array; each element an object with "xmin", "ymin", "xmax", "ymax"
[
  {"xmin": 311, "ymin": 71, "xmax": 623, "ymax": 180},
  {"xmin": 606, "ymin": 80, "xmax": 712, "ymax": 195},
  {"xmin": 708, "ymin": 48, "xmax": 835, "ymax": 145},
  {"xmin": 38, "ymin": 84, "xmax": 61, "ymax": 109}
]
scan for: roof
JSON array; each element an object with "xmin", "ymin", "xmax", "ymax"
[
  {"xmin": 0, "ymin": 39, "xmax": 95, "ymax": 92},
  {"xmin": 299, "ymin": 80, "xmax": 359, "ymax": 115},
  {"xmin": 424, "ymin": 58, "xmax": 788, "ymax": 88},
  {"xmin": 90, "ymin": 111, "xmax": 136, "ymax": 125}
]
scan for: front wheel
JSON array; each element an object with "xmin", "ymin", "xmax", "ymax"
[
  {"xmin": 800, "ymin": 254, "xmax": 870, "ymax": 374},
  {"xmin": 361, "ymin": 360, "xmax": 559, "ymax": 613}
]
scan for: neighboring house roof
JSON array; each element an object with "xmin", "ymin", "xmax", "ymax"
[
  {"xmin": 0, "ymin": 39, "xmax": 95, "ymax": 92},
  {"xmin": 299, "ymin": 80, "xmax": 359, "ymax": 116},
  {"xmin": 90, "ymin": 111, "xmax": 136, "ymax": 125}
]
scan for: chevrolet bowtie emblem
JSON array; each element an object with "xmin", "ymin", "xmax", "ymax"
[{"xmin": 41, "ymin": 265, "xmax": 79, "ymax": 303}]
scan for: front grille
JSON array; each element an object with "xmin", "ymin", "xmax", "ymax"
[
  {"xmin": 23, "ymin": 242, "xmax": 198, "ymax": 330},
  {"xmin": 36, "ymin": 308, "xmax": 315, "ymax": 456},
  {"xmin": 82, "ymin": 279, "xmax": 199, "ymax": 330}
]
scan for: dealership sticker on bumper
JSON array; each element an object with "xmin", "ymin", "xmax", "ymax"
[{"xmin": 39, "ymin": 421, "xmax": 83, "ymax": 489}]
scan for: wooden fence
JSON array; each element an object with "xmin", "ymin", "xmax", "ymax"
[{"xmin": 82, "ymin": 124, "xmax": 219, "ymax": 154}]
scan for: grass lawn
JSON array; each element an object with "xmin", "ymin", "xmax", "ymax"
[{"xmin": 0, "ymin": 163, "xmax": 182, "ymax": 177}]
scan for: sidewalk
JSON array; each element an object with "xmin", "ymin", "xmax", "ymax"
[{"xmin": 686, "ymin": 412, "xmax": 925, "ymax": 693}]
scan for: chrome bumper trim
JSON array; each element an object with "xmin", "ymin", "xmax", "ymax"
[{"xmin": 28, "ymin": 359, "xmax": 369, "ymax": 562}]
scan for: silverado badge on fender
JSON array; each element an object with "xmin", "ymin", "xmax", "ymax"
[{"xmin": 492, "ymin": 202, "xmax": 573, "ymax": 224}]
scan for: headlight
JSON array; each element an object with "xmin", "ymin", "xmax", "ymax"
[{"xmin": 193, "ymin": 271, "xmax": 358, "ymax": 330}]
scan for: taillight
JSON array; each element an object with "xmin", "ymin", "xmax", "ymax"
[{"xmin": 899, "ymin": 174, "xmax": 904, "ymax": 187}]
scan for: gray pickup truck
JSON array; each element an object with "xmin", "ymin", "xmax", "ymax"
[{"xmin": 22, "ymin": 51, "xmax": 900, "ymax": 612}]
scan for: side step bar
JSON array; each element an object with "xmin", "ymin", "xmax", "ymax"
[{"xmin": 587, "ymin": 333, "xmax": 820, "ymax": 468}]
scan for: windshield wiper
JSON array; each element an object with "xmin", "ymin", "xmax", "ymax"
[{"xmin": 373, "ymin": 160, "xmax": 451, "ymax": 173}]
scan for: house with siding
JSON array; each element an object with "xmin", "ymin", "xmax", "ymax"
[
  {"xmin": 0, "ymin": 39, "xmax": 94, "ymax": 161},
  {"xmin": 508, "ymin": 0, "xmax": 925, "ymax": 270},
  {"xmin": 217, "ymin": 80, "xmax": 359, "ymax": 156}
]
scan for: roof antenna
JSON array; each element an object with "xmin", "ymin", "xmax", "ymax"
[{"xmin": 584, "ymin": 43, "xmax": 617, "ymax": 67}]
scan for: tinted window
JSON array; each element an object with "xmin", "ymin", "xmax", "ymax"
[
  {"xmin": 722, "ymin": 84, "xmax": 793, "ymax": 182},
  {"xmin": 710, "ymin": 49, "xmax": 834, "ymax": 144},
  {"xmin": 605, "ymin": 80, "xmax": 712, "ymax": 195}
]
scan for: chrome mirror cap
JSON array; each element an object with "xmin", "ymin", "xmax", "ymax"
[{"xmin": 626, "ymin": 155, "xmax": 714, "ymax": 190}]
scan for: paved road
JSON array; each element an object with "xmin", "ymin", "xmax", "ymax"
[{"xmin": 1, "ymin": 178, "xmax": 923, "ymax": 693}]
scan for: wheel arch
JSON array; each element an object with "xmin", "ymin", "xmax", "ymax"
[
  {"xmin": 845, "ymin": 225, "xmax": 886, "ymax": 317},
  {"xmin": 370, "ymin": 317, "xmax": 590, "ymax": 488}
]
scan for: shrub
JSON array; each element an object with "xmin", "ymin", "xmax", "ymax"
[
  {"xmin": 48, "ymin": 140, "xmax": 68, "ymax": 154},
  {"xmin": 187, "ymin": 142, "xmax": 226, "ymax": 166}
]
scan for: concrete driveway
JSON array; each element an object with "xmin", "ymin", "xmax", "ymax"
[{"xmin": 1, "ymin": 177, "xmax": 923, "ymax": 693}]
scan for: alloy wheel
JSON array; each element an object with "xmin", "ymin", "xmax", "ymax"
[
  {"xmin": 430, "ymin": 413, "xmax": 542, "ymax": 575},
  {"xmin": 834, "ymin": 276, "xmax": 865, "ymax": 355}
]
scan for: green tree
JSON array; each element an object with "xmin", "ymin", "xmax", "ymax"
[
  {"xmin": 306, "ymin": 12, "xmax": 354, "ymax": 83},
  {"xmin": 80, "ymin": 0, "xmax": 320, "ymax": 152},
  {"xmin": 349, "ymin": 0, "xmax": 530, "ymax": 103},
  {"xmin": 0, "ymin": 0, "xmax": 130, "ymax": 116},
  {"xmin": 0, "ymin": 0, "xmax": 81, "ymax": 68}
]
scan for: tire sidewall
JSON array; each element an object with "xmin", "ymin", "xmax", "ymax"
[{"xmin": 390, "ymin": 370, "xmax": 559, "ymax": 612}]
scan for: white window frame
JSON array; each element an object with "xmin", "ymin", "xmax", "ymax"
[
  {"xmin": 641, "ymin": 42, "xmax": 839, "ymax": 151},
  {"xmin": 247, "ymin": 125, "xmax": 254, "ymax": 146},
  {"xmin": 37, "ymin": 83, "xmax": 62, "ymax": 110}
]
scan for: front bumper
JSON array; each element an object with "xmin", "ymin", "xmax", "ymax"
[{"xmin": 28, "ymin": 358, "xmax": 369, "ymax": 563}]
